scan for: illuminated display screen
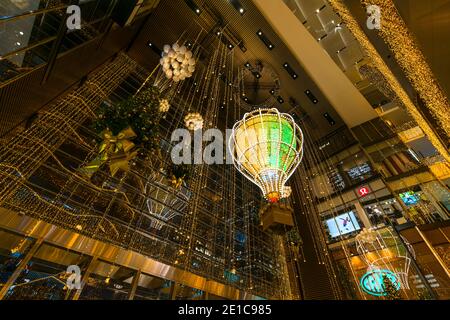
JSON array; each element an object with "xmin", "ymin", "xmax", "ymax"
[
  {"xmin": 347, "ymin": 163, "xmax": 371, "ymax": 180},
  {"xmin": 326, "ymin": 211, "xmax": 361, "ymax": 238},
  {"xmin": 399, "ymin": 191, "xmax": 420, "ymax": 206}
]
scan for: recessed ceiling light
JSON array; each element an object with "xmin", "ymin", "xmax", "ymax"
[
  {"xmin": 229, "ymin": 0, "xmax": 246, "ymax": 15},
  {"xmin": 185, "ymin": 0, "xmax": 202, "ymax": 16},
  {"xmin": 19, "ymin": 31, "xmax": 24, "ymax": 35},
  {"xmin": 316, "ymin": 9, "xmax": 320, "ymax": 13},
  {"xmin": 256, "ymin": 29, "xmax": 275, "ymax": 50}
]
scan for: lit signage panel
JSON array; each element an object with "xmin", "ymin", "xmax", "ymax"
[
  {"xmin": 326, "ymin": 211, "xmax": 361, "ymax": 238},
  {"xmin": 399, "ymin": 191, "xmax": 420, "ymax": 206},
  {"xmin": 360, "ymin": 269, "xmax": 400, "ymax": 296}
]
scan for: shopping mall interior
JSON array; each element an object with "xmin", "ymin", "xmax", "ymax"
[{"xmin": 0, "ymin": 0, "xmax": 449, "ymax": 301}]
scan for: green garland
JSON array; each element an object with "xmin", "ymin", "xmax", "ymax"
[{"xmin": 93, "ymin": 85, "xmax": 162, "ymax": 155}]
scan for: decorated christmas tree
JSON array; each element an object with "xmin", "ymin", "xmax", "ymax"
[{"xmin": 382, "ymin": 274, "xmax": 402, "ymax": 300}]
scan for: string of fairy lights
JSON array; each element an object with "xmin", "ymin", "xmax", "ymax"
[
  {"xmin": 292, "ymin": 123, "xmax": 347, "ymax": 299},
  {"xmin": 0, "ymin": 54, "xmax": 137, "ymax": 205}
]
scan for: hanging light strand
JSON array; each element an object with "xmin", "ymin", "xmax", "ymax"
[{"xmin": 327, "ymin": 0, "xmax": 450, "ymax": 164}]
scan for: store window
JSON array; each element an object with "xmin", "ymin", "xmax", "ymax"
[
  {"xmin": 325, "ymin": 151, "xmax": 376, "ymax": 194},
  {"xmin": 4, "ymin": 242, "xmax": 85, "ymax": 300},
  {"xmin": 133, "ymin": 273, "xmax": 173, "ymax": 300},
  {"xmin": 397, "ymin": 187, "xmax": 447, "ymax": 225},
  {"xmin": 0, "ymin": 230, "xmax": 35, "ymax": 290},
  {"xmin": 78, "ymin": 260, "xmax": 134, "ymax": 300},
  {"xmin": 364, "ymin": 198, "xmax": 404, "ymax": 227}
]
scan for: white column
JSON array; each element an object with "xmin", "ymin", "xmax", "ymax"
[{"xmin": 354, "ymin": 201, "xmax": 372, "ymax": 229}]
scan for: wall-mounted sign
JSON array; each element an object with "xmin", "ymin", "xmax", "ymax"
[
  {"xmin": 358, "ymin": 186, "xmax": 370, "ymax": 197},
  {"xmin": 347, "ymin": 163, "xmax": 372, "ymax": 180},
  {"xmin": 326, "ymin": 211, "xmax": 361, "ymax": 238},
  {"xmin": 360, "ymin": 269, "xmax": 400, "ymax": 296},
  {"xmin": 327, "ymin": 169, "xmax": 345, "ymax": 192},
  {"xmin": 399, "ymin": 191, "xmax": 420, "ymax": 206}
]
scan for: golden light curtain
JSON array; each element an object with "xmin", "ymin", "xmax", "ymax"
[{"xmin": 327, "ymin": 0, "xmax": 450, "ymax": 163}]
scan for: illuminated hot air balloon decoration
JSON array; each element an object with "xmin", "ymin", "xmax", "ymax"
[
  {"xmin": 229, "ymin": 108, "xmax": 304, "ymax": 203},
  {"xmin": 355, "ymin": 227, "xmax": 415, "ymax": 294}
]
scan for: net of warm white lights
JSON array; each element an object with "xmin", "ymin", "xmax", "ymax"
[{"xmin": 229, "ymin": 108, "xmax": 304, "ymax": 203}]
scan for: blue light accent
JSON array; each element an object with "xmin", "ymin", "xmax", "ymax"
[
  {"xmin": 235, "ymin": 231, "xmax": 246, "ymax": 243},
  {"xmin": 224, "ymin": 270, "xmax": 240, "ymax": 283},
  {"xmin": 360, "ymin": 269, "xmax": 400, "ymax": 296},
  {"xmin": 11, "ymin": 252, "xmax": 22, "ymax": 258}
]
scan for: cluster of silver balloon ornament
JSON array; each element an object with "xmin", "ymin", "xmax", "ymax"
[
  {"xmin": 184, "ymin": 112, "xmax": 203, "ymax": 131},
  {"xmin": 355, "ymin": 227, "xmax": 414, "ymax": 290},
  {"xmin": 160, "ymin": 43, "xmax": 196, "ymax": 82}
]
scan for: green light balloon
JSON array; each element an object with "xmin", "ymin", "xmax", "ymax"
[{"xmin": 229, "ymin": 108, "xmax": 304, "ymax": 202}]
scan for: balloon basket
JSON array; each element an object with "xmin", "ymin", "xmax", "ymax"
[{"xmin": 259, "ymin": 202, "xmax": 294, "ymax": 235}]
